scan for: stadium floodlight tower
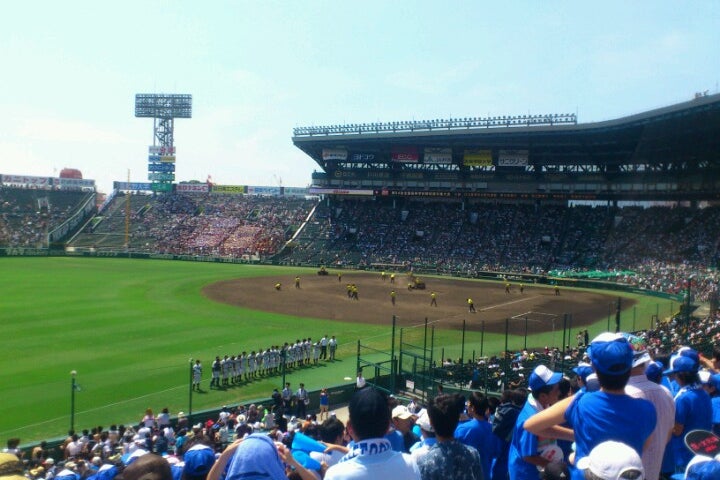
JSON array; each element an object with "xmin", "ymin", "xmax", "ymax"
[{"xmin": 135, "ymin": 93, "xmax": 192, "ymax": 193}]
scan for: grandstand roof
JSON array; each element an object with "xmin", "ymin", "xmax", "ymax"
[
  {"xmin": 292, "ymin": 94, "xmax": 720, "ymax": 201},
  {"xmin": 293, "ymin": 93, "xmax": 720, "ymax": 172}
]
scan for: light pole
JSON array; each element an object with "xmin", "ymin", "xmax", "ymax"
[{"xmin": 70, "ymin": 370, "xmax": 77, "ymax": 432}]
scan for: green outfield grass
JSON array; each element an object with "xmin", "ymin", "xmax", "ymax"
[{"xmin": 0, "ymin": 257, "xmax": 677, "ymax": 444}]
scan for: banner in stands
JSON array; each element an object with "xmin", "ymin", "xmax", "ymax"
[
  {"xmin": 283, "ymin": 187, "xmax": 310, "ymax": 196},
  {"xmin": 498, "ymin": 149, "xmax": 529, "ymax": 166},
  {"xmin": 58, "ymin": 178, "xmax": 95, "ymax": 190},
  {"xmin": 247, "ymin": 186, "xmax": 281, "ymax": 196},
  {"xmin": 3, "ymin": 175, "xmax": 50, "ymax": 186},
  {"xmin": 463, "ymin": 149, "xmax": 493, "ymax": 166},
  {"xmin": 376, "ymin": 189, "xmax": 453, "ymax": 197},
  {"xmin": 350, "ymin": 153, "xmax": 376, "ymax": 162},
  {"xmin": 2, "ymin": 175, "xmax": 54, "ymax": 187},
  {"xmin": 423, "ymin": 147, "xmax": 453, "ymax": 164},
  {"xmin": 391, "ymin": 146, "xmax": 419, "ymax": 163},
  {"xmin": 322, "ymin": 148, "xmax": 348, "ymax": 161},
  {"xmin": 114, "ymin": 181, "xmax": 152, "ymax": 191},
  {"xmin": 149, "ymin": 162, "xmax": 175, "ymax": 172},
  {"xmin": 176, "ymin": 183, "xmax": 209, "ymax": 193},
  {"xmin": 309, "ymin": 187, "xmax": 374, "ymax": 196},
  {"xmin": 212, "ymin": 185, "xmax": 245, "ymax": 194}
]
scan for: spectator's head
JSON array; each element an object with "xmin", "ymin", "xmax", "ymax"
[
  {"xmin": 117, "ymin": 454, "xmax": 172, "ymax": 480},
  {"xmin": 0, "ymin": 453, "xmax": 25, "ymax": 480},
  {"xmin": 224, "ymin": 434, "xmax": 286, "ymax": 480},
  {"xmin": 348, "ymin": 388, "xmax": 390, "ymax": 440},
  {"xmin": 466, "ymin": 391, "xmax": 489, "ymax": 419},
  {"xmin": 588, "ymin": 333, "xmax": 634, "ymax": 391},
  {"xmin": 712, "ymin": 345, "xmax": 720, "ymax": 371},
  {"xmin": 620, "ymin": 333, "xmax": 652, "ymax": 370},
  {"xmin": 577, "ymin": 441, "xmax": 644, "ymax": 480},
  {"xmin": 427, "ymin": 394, "xmax": 461, "ymax": 438},
  {"xmin": 572, "ymin": 364, "xmax": 593, "ymax": 386},
  {"xmin": 663, "ymin": 354, "xmax": 699, "ymax": 386},
  {"xmin": 529, "ymin": 365, "xmax": 562, "ymax": 406},
  {"xmin": 644, "ymin": 361, "xmax": 663, "ymax": 384},
  {"xmin": 182, "ymin": 444, "xmax": 215, "ymax": 480},
  {"xmin": 391, "ymin": 404, "xmax": 415, "ymax": 433},
  {"xmin": 318, "ymin": 417, "xmax": 345, "ymax": 444},
  {"xmin": 415, "ymin": 410, "xmax": 435, "ymax": 438}
]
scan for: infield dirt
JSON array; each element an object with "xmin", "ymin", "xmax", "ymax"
[{"xmin": 203, "ymin": 272, "xmax": 634, "ymax": 336}]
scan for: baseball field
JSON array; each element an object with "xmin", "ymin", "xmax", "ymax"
[{"xmin": 0, "ymin": 257, "xmax": 677, "ymax": 444}]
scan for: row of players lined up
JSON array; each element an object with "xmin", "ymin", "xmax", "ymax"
[{"xmin": 191, "ymin": 336, "xmax": 339, "ymax": 390}]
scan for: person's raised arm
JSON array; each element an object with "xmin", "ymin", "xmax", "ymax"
[
  {"xmin": 523, "ymin": 396, "xmax": 574, "ymax": 436},
  {"xmin": 207, "ymin": 438, "xmax": 244, "ymax": 480}
]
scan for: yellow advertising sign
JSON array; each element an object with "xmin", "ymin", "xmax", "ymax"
[
  {"xmin": 212, "ymin": 185, "xmax": 245, "ymax": 194},
  {"xmin": 463, "ymin": 149, "xmax": 493, "ymax": 166},
  {"xmin": 160, "ymin": 155, "xmax": 176, "ymax": 163}
]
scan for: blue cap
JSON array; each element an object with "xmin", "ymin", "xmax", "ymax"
[
  {"xmin": 664, "ymin": 355, "xmax": 698, "ymax": 375},
  {"xmin": 572, "ymin": 365, "xmax": 593, "ymax": 383},
  {"xmin": 678, "ymin": 347, "xmax": 700, "ymax": 370},
  {"xmin": 528, "ymin": 365, "xmax": 562, "ymax": 392},
  {"xmin": 183, "ymin": 445, "xmax": 216, "ymax": 476},
  {"xmin": 645, "ymin": 361, "xmax": 664, "ymax": 384},
  {"xmin": 686, "ymin": 459, "xmax": 720, "ymax": 480},
  {"xmin": 588, "ymin": 336, "xmax": 634, "ymax": 375}
]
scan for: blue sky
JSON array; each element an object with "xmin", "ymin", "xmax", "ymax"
[{"xmin": 0, "ymin": 1, "xmax": 718, "ymax": 193}]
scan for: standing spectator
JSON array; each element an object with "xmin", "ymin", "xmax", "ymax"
[
  {"xmin": 282, "ymin": 383, "xmax": 292, "ymax": 411},
  {"xmin": 409, "ymin": 411, "xmax": 437, "ymax": 461},
  {"xmin": 664, "ymin": 352, "xmax": 712, "ymax": 473},
  {"xmin": 623, "ymin": 333, "xmax": 675, "ymax": 480},
  {"xmin": 356, "ymin": 370, "xmax": 366, "ymax": 390},
  {"xmin": 324, "ymin": 387, "xmax": 421, "ymax": 480},
  {"xmin": 455, "ymin": 391, "xmax": 500, "ymax": 480},
  {"xmin": 296, "ymin": 383, "xmax": 309, "ymax": 419},
  {"xmin": 508, "ymin": 365, "xmax": 568, "ymax": 480},
  {"xmin": 271, "ymin": 388, "xmax": 283, "ymax": 412},
  {"xmin": 701, "ymin": 372, "xmax": 720, "ymax": 435},
  {"xmin": 417, "ymin": 393, "xmax": 484, "ymax": 480},
  {"xmin": 319, "ymin": 388, "xmax": 330, "ymax": 422},
  {"xmin": 329, "ymin": 335, "xmax": 338, "ymax": 360}
]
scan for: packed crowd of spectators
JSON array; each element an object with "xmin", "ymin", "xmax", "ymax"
[
  {"xmin": 0, "ymin": 188, "xmax": 92, "ymax": 248},
  {"xmin": 72, "ymin": 193, "xmax": 315, "ymax": 257},
  {"xmin": 282, "ymin": 199, "xmax": 720, "ymax": 299}
]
